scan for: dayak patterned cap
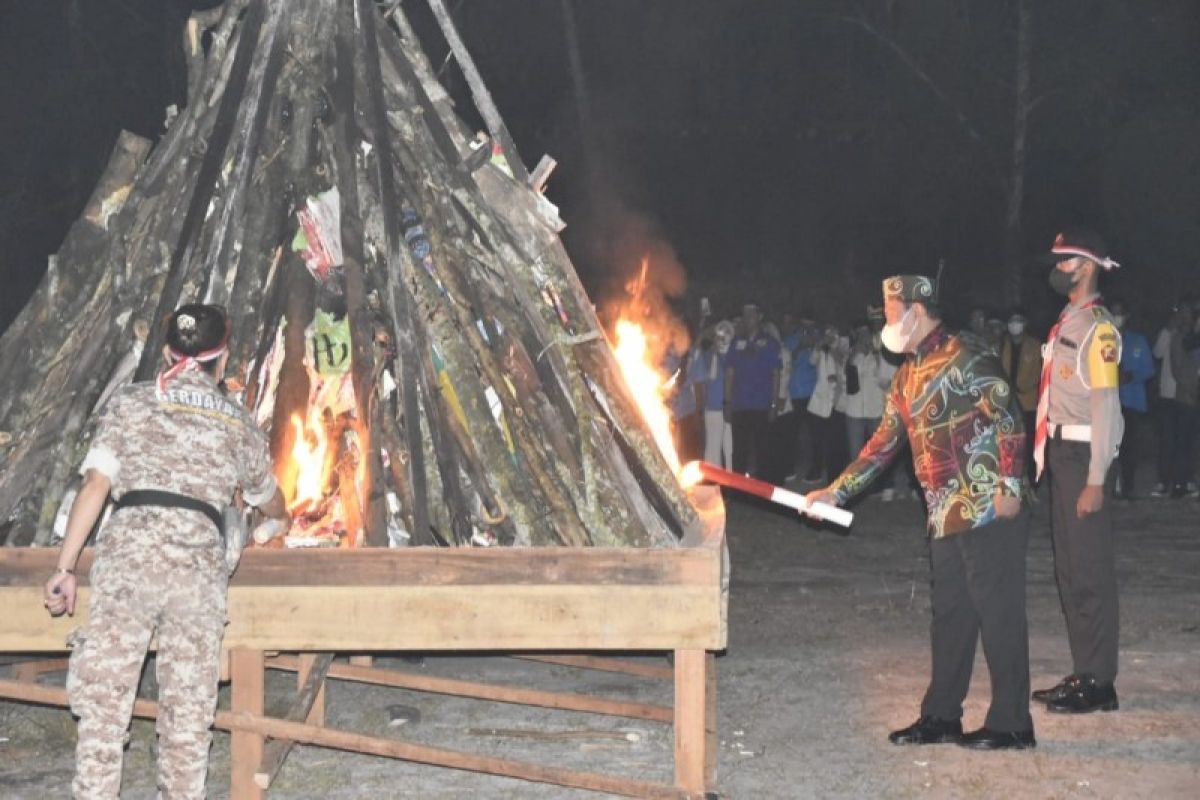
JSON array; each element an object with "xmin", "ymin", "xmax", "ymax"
[{"xmin": 882, "ymin": 275, "xmax": 937, "ymax": 304}]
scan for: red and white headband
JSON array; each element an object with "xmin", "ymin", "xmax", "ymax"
[{"xmin": 157, "ymin": 313, "xmax": 230, "ymax": 392}]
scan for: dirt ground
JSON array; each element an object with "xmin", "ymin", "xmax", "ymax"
[{"xmin": 2, "ymin": 487, "xmax": 1198, "ymax": 798}]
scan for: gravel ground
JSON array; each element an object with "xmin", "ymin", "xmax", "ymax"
[{"xmin": 2, "ymin": 487, "xmax": 1198, "ymax": 798}]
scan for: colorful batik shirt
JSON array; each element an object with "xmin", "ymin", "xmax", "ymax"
[{"xmin": 829, "ymin": 325, "xmax": 1028, "ymax": 538}]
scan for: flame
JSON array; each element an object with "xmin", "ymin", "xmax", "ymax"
[
  {"xmin": 678, "ymin": 460, "xmax": 704, "ymax": 489},
  {"xmin": 288, "ymin": 411, "xmax": 331, "ymax": 512},
  {"xmin": 613, "ymin": 318, "xmax": 681, "ymax": 473}
]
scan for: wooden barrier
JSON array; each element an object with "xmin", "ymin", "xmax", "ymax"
[{"xmin": 0, "ymin": 489, "xmax": 727, "ymax": 798}]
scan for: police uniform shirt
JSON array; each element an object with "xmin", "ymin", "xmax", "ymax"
[
  {"xmin": 1046, "ymin": 293, "xmax": 1124, "ymax": 485},
  {"xmin": 79, "ymin": 370, "xmax": 277, "ymax": 552}
]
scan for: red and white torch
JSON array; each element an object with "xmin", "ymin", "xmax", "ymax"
[{"xmin": 680, "ymin": 461, "xmax": 854, "ymax": 528}]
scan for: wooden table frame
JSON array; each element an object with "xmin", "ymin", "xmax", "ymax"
[{"xmin": 0, "ymin": 493, "xmax": 726, "ymax": 798}]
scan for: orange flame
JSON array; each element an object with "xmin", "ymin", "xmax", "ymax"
[
  {"xmin": 288, "ymin": 411, "xmax": 331, "ymax": 512},
  {"xmin": 613, "ymin": 318, "xmax": 681, "ymax": 473}
]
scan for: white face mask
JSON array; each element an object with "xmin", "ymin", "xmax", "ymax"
[
  {"xmin": 880, "ymin": 307, "xmax": 916, "ymax": 353},
  {"xmin": 1113, "ymin": 314, "xmax": 1127, "ymax": 329},
  {"xmin": 1007, "ymin": 321, "xmax": 1025, "ymax": 337}
]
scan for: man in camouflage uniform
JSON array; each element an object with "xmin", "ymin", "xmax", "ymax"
[
  {"xmin": 1031, "ymin": 230, "xmax": 1125, "ymax": 714},
  {"xmin": 44, "ymin": 304, "xmax": 288, "ymax": 800}
]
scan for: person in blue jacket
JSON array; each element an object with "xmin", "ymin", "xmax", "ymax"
[{"xmin": 1111, "ymin": 300, "xmax": 1155, "ymax": 498}]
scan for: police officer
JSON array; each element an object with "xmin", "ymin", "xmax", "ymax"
[
  {"xmin": 43, "ymin": 304, "xmax": 289, "ymax": 799},
  {"xmin": 1032, "ymin": 229, "xmax": 1124, "ymax": 713}
]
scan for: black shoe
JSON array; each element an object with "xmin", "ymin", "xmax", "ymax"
[
  {"xmin": 1032, "ymin": 674, "xmax": 1080, "ymax": 704},
  {"xmin": 958, "ymin": 727, "xmax": 1036, "ymax": 750},
  {"xmin": 888, "ymin": 716, "xmax": 963, "ymax": 745},
  {"xmin": 1045, "ymin": 675, "xmax": 1118, "ymax": 714}
]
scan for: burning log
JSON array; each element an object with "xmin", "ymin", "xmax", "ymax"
[{"xmin": 0, "ymin": 0, "xmax": 706, "ymax": 549}]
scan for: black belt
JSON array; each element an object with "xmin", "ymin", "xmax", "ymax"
[{"xmin": 113, "ymin": 489, "xmax": 225, "ymax": 539}]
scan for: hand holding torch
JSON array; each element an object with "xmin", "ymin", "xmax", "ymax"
[{"xmin": 680, "ymin": 461, "xmax": 854, "ymax": 528}]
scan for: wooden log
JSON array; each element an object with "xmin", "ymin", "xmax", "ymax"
[
  {"xmin": 0, "ymin": 678, "xmax": 696, "ymax": 800},
  {"xmin": 371, "ymin": 36, "xmax": 679, "ymax": 545},
  {"xmin": 267, "ymin": 656, "xmax": 674, "ymax": 723},
  {"xmin": 134, "ymin": 0, "xmax": 271, "ymax": 382},
  {"xmin": 254, "ymin": 652, "xmax": 333, "ymax": 789},
  {"xmin": 354, "ymin": 0, "xmax": 430, "ymax": 543},
  {"xmin": 230, "ymin": 648, "xmax": 266, "ymax": 800},
  {"xmin": 197, "ymin": 0, "xmax": 288, "ymax": 308},
  {"xmin": 331, "ymin": 3, "xmax": 388, "ymax": 546},
  {"xmin": 424, "ymin": 0, "xmax": 530, "ymax": 184},
  {"xmin": 79, "ymin": 131, "xmax": 153, "ymax": 232}
]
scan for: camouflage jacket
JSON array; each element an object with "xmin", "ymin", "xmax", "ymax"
[{"xmin": 80, "ymin": 369, "xmax": 276, "ymax": 558}]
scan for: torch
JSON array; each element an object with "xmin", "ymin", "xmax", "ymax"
[{"xmin": 680, "ymin": 461, "xmax": 854, "ymax": 528}]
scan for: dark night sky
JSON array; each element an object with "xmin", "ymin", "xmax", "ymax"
[{"xmin": 2, "ymin": 0, "xmax": 1199, "ymax": 336}]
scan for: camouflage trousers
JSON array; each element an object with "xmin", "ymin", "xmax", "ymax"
[{"xmin": 67, "ymin": 547, "xmax": 226, "ymax": 800}]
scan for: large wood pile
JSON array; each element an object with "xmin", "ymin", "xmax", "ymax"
[{"xmin": 0, "ymin": 0, "xmax": 697, "ymax": 548}]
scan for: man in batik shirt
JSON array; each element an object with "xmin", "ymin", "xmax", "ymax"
[{"xmin": 806, "ymin": 274, "xmax": 1035, "ymax": 751}]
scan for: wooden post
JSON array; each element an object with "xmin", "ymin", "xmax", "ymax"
[
  {"xmin": 673, "ymin": 649, "xmax": 709, "ymax": 794},
  {"xmin": 299, "ymin": 652, "xmax": 327, "ymax": 726},
  {"xmin": 230, "ymin": 648, "xmax": 265, "ymax": 800},
  {"xmin": 704, "ymin": 651, "xmax": 717, "ymax": 788},
  {"xmin": 255, "ymin": 653, "xmax": 333, "ymax": 789}
]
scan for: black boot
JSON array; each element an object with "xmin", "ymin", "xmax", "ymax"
[
  {"xmin": 1045, "ymin": 674, "xmax": 1119, "ymax": 714},
  {"xmin": 1032, "ymin": 674, "xmax": 1079, "ymax": 704},
  {"xmin": 888, "ymin": 716, "xmax": 963, "ymax": 745}
]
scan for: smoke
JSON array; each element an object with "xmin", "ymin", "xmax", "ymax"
[{"xmin": 594, "ymin": 209, "xmax": 691, "ymax": 366}]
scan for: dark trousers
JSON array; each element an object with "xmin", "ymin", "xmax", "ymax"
[
  {"xmin": 810, "ymin": 410, "xmax": 848, "ymax": 481},
  {"xmin": 767, "ymin": 403, "xmax": 814, "ymax": 481},
  {"xmin": 1048, "ymin": 438, "xmax": 1119, "ymax": 684},
  {"xmin": 921, "ymin": 510, "xmax": 1033, "ymax": 732},
  {"xmin": 731, "ymin": 409, "xmax": 771, "ymax": 478},
  {"xmin": 1117, "ymin": 408, "xmax": 1146, "ymax": 496},
  {"xmin": 1156, "ymin": 398, "xmax": 1197, "ymax": 491}
]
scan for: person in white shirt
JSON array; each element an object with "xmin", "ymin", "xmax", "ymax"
[{"xmin": 843, "ymin": 322, "xmax": 890, "ymax": 461}]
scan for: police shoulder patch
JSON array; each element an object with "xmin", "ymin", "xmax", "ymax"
[{"xmin": 1087, "ymin": 321, "xmax": 1121, "ymax": 388}]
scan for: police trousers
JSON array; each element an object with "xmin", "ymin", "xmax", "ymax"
[
  {"xmin": 68, "ymin": 547, "xmax": 226, "ymax": 800},
  {"xmin": 921, "ymin": 510, "xmax": 1033, "ymax": 733},
  {"xmin": 1047, "ymin": 437, "xmax": 1119, "ymax": 684}
]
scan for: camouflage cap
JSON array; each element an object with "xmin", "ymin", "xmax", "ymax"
[{"xmin": 882, "ymin": 275, "xmax": 936, "ymax": 304}]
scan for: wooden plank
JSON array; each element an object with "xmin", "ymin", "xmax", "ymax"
[
  {"xmin": 0, "ymin": 584, "xmax": 724, "ymax": 652},
  {"xmin": 7, "ymin": 657, "xmax": 68, "ymax": 681},
  {"xmin": 268, "ymin": 656, "xmax": 673, "ymax": 723},
  {"xmin": 254, "ymin": 653, "xmax": 333, "ymax": 789},
  {"xmin": 230, "ymin": 648, "xmax": 265, "ymax": 800},
  {"xmin": 0, "ymin": 544, "xmax": 720, "ymax": 588},
  {"xmin": 512, "ymin": 654, "xmax": 674, "ymax": 681},
  {"xmin": 673, "ymin": 649, "xmax": 709, "ymax": 794},
  {"xmin": 0, "ymin": 678, "xmax": 693, "ymax": 800}
]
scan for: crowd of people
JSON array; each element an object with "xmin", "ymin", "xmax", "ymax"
[{"xmin": 667, "ymin": 290, "xmax": 1200, "ymax": 501}]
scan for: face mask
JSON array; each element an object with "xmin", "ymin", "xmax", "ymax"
[
  {"xmin": 1007, "ymin": 321, "xmax": 1025, "ymax": 337},
  {"xmin": 880, "ymin": 307, "xmax": 916, "ymax": 353},
  {"xmin": 1049, "ymin": 265, "xmax": 1078, "ymax": 296},
  {"xmin": 1113, "ymin": 315, "xmax": 1126, "ymax": 328}
]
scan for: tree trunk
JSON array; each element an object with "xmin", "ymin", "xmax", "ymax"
[{"xmin": 1003, "ymin": 0, "xmax": 1033, "ymax": 309}]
